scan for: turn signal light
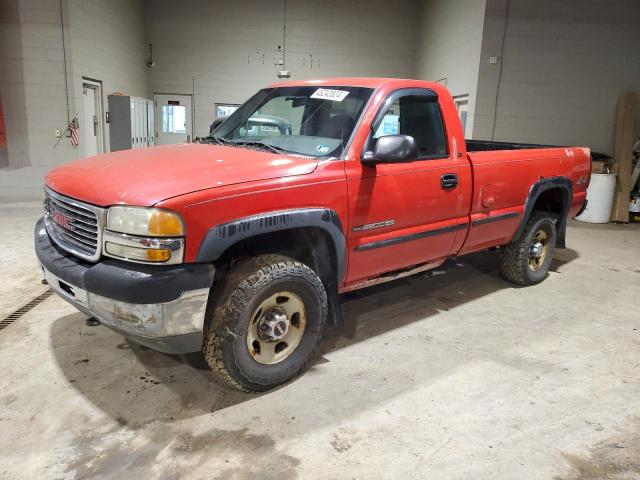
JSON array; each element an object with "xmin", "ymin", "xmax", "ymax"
[
  {"xmin": 146, "ymin": 248, "xmax": 172, "ymax": 262},
  {"xmin": 105, "ymin": 242, "xmax": 172, "ymax": 263},
  {"xmin": 148, "ymin": 211, "xmax": 184, "ymax": 236}
]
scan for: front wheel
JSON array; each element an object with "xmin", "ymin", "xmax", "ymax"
[
  {"xmin": 499, "ymin": 213, "xmax": 557, "ymax": 285},
  {"xmin": 203, "ymin": 254, "xmax": 327, "ymax": 392}
]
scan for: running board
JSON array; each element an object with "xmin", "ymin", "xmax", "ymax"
[{"xmin": 340, "ymin": 259, "xmax": 445, "ymax": 293}]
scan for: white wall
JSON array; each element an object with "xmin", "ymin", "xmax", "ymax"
[
  {"xmin": 65, "ymin": 0, "xmax": 150, "ymax": 152},
  {"xmin": 414, "ymin": 0, "xmax": 487, "ymax": 138},
  {"xmin": 0, "ymin": 0, "xmax": 75, "ymax": 176},
  {"xmin": 145, "ymin": 0, "xmax": 422, "ymax": 138},
  {"xmin": 0, "ymin": 0, "xmax": 149, "ymax": 199},
  {"xmin": 473, "ymin": 0, "xmax": 640, "ymax": 154}
]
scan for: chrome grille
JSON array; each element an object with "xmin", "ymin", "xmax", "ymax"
[{"xmin": 43, "ymin": 188, "xmax": 105, "ymax": 261}]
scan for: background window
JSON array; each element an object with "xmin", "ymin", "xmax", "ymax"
[
  {"xmin": 215, "ymin": 103, "xmax": 239, "ymax": 118},
  {"xmin": 161, "ymin": 105, "xmax": 186, "ymax": 134},
  {"xmin": 374, "ymin": 95, "xmax": 447, "ymax": 158}
]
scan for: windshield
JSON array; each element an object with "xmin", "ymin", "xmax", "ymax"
[{"xmin": 210, "ymin": 86, "xmax": 373, "ymax": 157}]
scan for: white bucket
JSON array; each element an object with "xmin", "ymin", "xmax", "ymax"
[{"xmin": 576, "ymin": 173, "xmax": 617, "ymax": 223}]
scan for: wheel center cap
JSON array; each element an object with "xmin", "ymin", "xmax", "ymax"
[
  {"xmin": 530, "ymin": 241, "xmax": 544, "ymax": 259},
  {"xmin": 258, "ymin": 309, "xmax": 290, "ymax": 342},
  {"xmin": 273, "ymin": 320, "xmax": 287, "ymax": 337}
]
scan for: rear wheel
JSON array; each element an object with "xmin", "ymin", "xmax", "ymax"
[
  {"xmin": 499, "ymin": 213, "xmax": 556, "ymax": 285},
  {"xmin": 203, "ymin": 254, "xmax": 327, "ymax": 392}
]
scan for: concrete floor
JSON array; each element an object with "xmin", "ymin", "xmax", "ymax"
[{"xmin": 0, "ymin": 201, "xmax": 639, "ymax": 480}]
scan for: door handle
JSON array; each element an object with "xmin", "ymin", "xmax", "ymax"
[{"xmin": 441, "ymin": 173, "xmax": 458, "ymax": 189}]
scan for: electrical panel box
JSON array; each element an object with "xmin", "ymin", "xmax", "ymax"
[{"xmin": 107, "ymin": 95, "xmax": 155, "ymax": 151}]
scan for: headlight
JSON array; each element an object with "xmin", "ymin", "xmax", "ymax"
[
  {"xmin": 107, "ymin": 206, "xmax": 184, "ymax": 237},
  {"xmin": 104, "ymin": 206, "xmax": 185, "ymax": 265}
]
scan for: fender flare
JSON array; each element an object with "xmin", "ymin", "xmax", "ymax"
[
  {"xmin": 514, "ymin": 176, "xmax": 572, "ymax": 248},
  {"xmin": 195, "ymin": 208, "xmax": 347, "ymax": 282}
]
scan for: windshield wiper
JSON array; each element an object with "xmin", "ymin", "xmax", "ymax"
[
  {"xmin": 201, "ymin": 136, "xmax": 288, "ymax": 155},
  {"xmin": 200, "ymin": 135, "xmax": 233, "ymax": 146},
  {"xmin": 229, "ymin": 140, "xmax": 287, "ymax": 155}
]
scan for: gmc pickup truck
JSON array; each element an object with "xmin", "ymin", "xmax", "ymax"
[{"xmin": 35, "ymin": 78, "xmax": 590, "ymax": 392}]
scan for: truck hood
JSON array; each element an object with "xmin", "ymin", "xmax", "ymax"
[{"xmin": 45, "ymin": 143, "xmax": 318, "ymax": 206}]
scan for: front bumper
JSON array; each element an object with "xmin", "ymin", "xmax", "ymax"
[{"xmin": 35, "ymin": 218, "xmax": 215, "ymax": 354}]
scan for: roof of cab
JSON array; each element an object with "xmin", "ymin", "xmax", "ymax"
[{"xmin": 269, "ymin": 77, "xmax": 441, "ymax": 90}]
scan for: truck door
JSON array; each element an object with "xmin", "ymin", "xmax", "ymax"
[{"xmin": 345, "ymin": 88, "xmax": 468, "ymax": 283}]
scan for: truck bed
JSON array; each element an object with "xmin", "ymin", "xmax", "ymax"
[
  {"xmin": 457, "ymin": 144, "xmax": 591, "ymax": 256},
  {"xmin": 467, "ymin": 139, "xmax": 606, "ymax": 161},
  {"xmin": 466, "ymin": 139, "xmax": 552, "ymax": 152}
]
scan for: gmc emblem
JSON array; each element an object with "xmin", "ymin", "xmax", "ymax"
[{"xmin": 52, "ymin": 211, "xmax": 73, "ymax": 230}]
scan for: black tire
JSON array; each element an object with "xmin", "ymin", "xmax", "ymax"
[
  {"xmin": 203, "ymin": 254, "xmax": 327, "ymax": 392},
  {"xmin": 499, "ymin": 212, "xmax": 556, "ymax": 285}
]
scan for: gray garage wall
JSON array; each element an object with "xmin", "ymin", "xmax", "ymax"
[
  {"xmin": 473, "ymin": 0, "xmax": 640, "ymax": 155},
  {"xmin": 145, "ymin": 0, "xmax": 422, "ymax": 138},
  {"xmin": 414, "ymin": 0, "xmax": 487, "ymax": 138},
  {"xmin": 0, "ymin": 0, "xmax": 149, "ymax": 198},
  {"xmin": 0, "ymin": 0, "xmax": 75, "ymax": 175},
  {"xmin": 65, "ymin": 0, "xmax": 150, "ymax": 148}
]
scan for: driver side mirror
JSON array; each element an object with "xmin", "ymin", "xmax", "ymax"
[{"xmin": 362, "ymin": 135, "xmax": 418, "ymax": 165}]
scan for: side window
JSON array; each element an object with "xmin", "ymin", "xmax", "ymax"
[
  {"xmin": 374, "ymin": 94, "xmax": 447, "ymax": 158},
  {"xmin": 373, "ymin": 100, "xmax": 400, "ymax": 138}
]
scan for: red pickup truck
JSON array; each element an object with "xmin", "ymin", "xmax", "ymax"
[{"xmin": 36, "ymin": 78, "xmax": 590, "ymax": 391}]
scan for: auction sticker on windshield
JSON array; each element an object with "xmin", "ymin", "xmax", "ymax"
[{"xmin": 310, "ymin": 88, "xmax": 350, "ymax": 102}]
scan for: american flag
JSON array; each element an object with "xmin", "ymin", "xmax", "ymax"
[{"xmin": 69, "ymin": 118, "xmax": 79, "ymax": 146}]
